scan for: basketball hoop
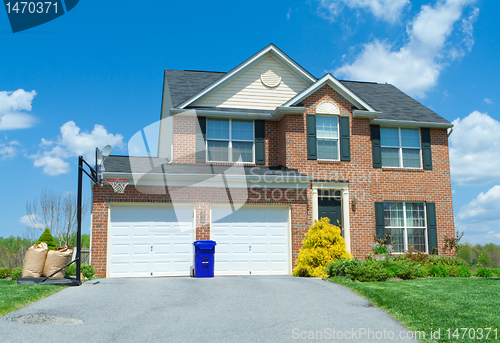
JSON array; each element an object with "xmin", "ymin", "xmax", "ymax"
[{"xmin": 103, "ymin": 178, "xmax": 129, "ymax": 194}]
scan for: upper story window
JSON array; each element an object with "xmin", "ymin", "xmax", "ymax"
[
  {"xmin": 206, "ymin": 119, "xmax": 254, "ymax": 163},
  {"xmin": 316, "ymin": 115, "xmax": 339, "ymax": 160},
  {"xmin": 384, "ymin": 202, "xmax": 427, "ymax": 253},
  {"xmin": 380, "ymin": 127, "xmax": 421, "ymax": 168}
]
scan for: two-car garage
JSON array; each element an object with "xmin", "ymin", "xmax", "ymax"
[{"xmin": 106, "ymin": 205, "xmax": 290, "ymax": 278}]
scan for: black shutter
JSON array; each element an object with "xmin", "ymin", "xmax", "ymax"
[
  {"xmin": 196, "ymin": 117, "xmax": 206, "ymax": 163},
  {"xmin": 255, "ymin": 120, "xmax": 265, "ymax": 165},
  {"xmin": 421, "ymin": 128, "xmax": 432, "ymax": 170},
  {"xmin": 427, "ymin": 202, "xmax": 438, "ymax": 254},
  {"xmin": 307, "ymin": 114, "xmax": 317, "ymax": 160},
  {"xmin": 339, "ymin": 116, "xmax": 351, "ymax": 161},
  {"xmin": 375, "ymin": 202, "xmax": 385, "ymax": 239},
  {"xmin": 371, "ymin": 125, "xmax": 382, "ymax": 168}
]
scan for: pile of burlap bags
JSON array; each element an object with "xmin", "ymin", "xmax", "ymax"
[{"xmin": 22, "ymin": 243, "xmax": 73, "ymax": 278}]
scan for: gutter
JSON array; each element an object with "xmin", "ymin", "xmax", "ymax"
[{"xmin": 370, "ymin": 119, "xmax": 453, "ymax": 129}]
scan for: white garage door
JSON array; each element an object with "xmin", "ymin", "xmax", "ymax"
[
  {"xmin": 211, "ymin": 206, "xmax": 290, "ymax": 276},
  {"xmin": 108, "ymin": 205, "xmax": 194, "ymax": 278}
]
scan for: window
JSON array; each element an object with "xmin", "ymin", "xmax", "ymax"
[
  {"xmin": 206, "ymin": 119, "xmax": 254, "ymax": 163},
  {"xmin": 316, "ymin": 115, "xmax": 339, "ymax": 160},
  {"xmin": 380, "ymin": 127, "xmax": 421, "ymax": 168},
  {"xmin": 384, "ymin": 202, "xmax": 427, "ymax": 253}
]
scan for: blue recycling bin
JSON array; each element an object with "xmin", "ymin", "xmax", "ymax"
[{"xmin": 193, "ymin": 240, "xmax": 216, "ymax": 278}]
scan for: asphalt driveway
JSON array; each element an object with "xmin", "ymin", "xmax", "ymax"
[{"xmin": 1, "ymin": 277, "xmax": 417, "ymax": 342}]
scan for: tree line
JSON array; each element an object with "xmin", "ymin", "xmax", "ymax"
[
  {"xmin": 457, "ymin": 243, "xmax": 500, "ymax": 268},
  {"xmin": 0, "ymin": 234, "xmax": 90, "ymax": 268}
]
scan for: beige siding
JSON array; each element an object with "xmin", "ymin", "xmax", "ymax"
[{"xmin": 194, "ymin": 56, "xmax": 308, "ymax": 110}]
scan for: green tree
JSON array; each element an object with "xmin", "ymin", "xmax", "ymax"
[
  {"xmin": 36, "ymin": 229, "xmax": 57, "ymax": 250},
  {"xmin": 457, "ymin": 244, "xmax": 473, "ymax": 264},
  {"xmin": 0, "ymin": 236, "xmax": 33, "ymax": 268}
]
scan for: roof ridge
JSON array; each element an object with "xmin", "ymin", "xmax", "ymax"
[
  {"xmin": 339, "ymin": 80, "xmax": 380, "ymax": 85},
  {"xmin": 166, "ymin": 69, "xmax": 226, "ymax": 74}
]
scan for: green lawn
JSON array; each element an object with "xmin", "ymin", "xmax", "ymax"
[
  {"xmin": 329, "ymin": 277, "xmax": 500, "ymax": 343},
  {"xmin": 0, "ymin": 280, "xmax": 66, "ymax": 317}
]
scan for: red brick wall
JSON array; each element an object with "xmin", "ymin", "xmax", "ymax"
[{"xmin": 173, "ymin": 114, "xmax": 196, "ymax": 164}]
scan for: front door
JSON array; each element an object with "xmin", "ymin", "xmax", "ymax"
[{"xmin": 318, "ymin": 195, "xmax": 342, "ymax": 231}]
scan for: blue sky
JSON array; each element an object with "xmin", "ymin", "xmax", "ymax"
[{"xmin": 0, "ymin": 0, "xmax": 499, "ymax": 245}]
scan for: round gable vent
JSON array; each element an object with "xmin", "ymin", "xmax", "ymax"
[
  {"xmin": 260, "ymin": 68, "xmax": 281, "ymax": 88},
  {"xmin": 316, "ymin": 101, "xmax": 340, "ymax": 114}
]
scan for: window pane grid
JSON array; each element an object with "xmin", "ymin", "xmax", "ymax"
[
  {"xmin": 317, "ymin": 138, "xmax": 338, "ymax": 160},
  {"xmin": 381, "ymin": 127, "xmax": 421, "ymax": 168},
  {"xmin": 316, "ymin": 115, "xmax": 339, "ymax": 160},
  {"xmin": 384, "ymin": 202, "xmax": 427, "ymax": 253},
  {"xmin": 207, "ymin": 119, "xmax": 254, "ymax": 163}
]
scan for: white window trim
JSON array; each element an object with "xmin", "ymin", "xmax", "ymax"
[
  {"xmin": 381, "ymin": 127, "xmax": 422, "ymax": 169},
  {"xmin": 206, "ymin": 119, "xmax": 255, "ymax": 164},
  {"xmin": 316, "ymin": 114, "xmax": 340, "ymax": 161},
  {"xmin": 384, "ymin": 202, "xmax": 428, "ymax": 253}
]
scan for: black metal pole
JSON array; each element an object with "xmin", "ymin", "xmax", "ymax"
[{"xmin": 76, "ymin": 156, "xmax": 83, "ymax": 285}]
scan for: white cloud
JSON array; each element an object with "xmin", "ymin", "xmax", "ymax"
[
  {"xmin": 318, "ymin": 0, "xmax": 409, "ymax": 24},
  {"xmin": 19, "ymin": 214, "xmax": 44, "ymax": 229},
  {"xmin": 455, "ymin": 185, "xmax": 500, "ymax": 244},
  {"xmin": 449, "ymin": 111, "xmax": 500, "ymax": 185},
  {"xmin": 0, "ymin": 89, "xmax": 37, "ymax": 130},
  {"xmin": 0, "ymin": 136, "xmax": 20, "ymax": 159},
  {"xmin": 483, "ymin": 98, "xmax": 493, "ymax": 104},
  {"xmin": 458, "ymin": 185, "xmax": 500, "ymax": 221},
  {"xmin": 31, "ymin": 121, "xmax": 124, "ymax": 176},
  {"xmin": 333, "ymin": 0, "xmax": 478, "ymax": 98}
]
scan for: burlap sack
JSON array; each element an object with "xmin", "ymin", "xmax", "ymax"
[
  {"xmin": 22, "ymin": 242, "xmax": 48, "ymax": 278},
  {"xmin": 42, "ymin": 245, "xmax": 73, "ymax": 278}
]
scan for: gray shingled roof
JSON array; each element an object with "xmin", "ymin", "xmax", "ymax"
[
  {"xmin": 104, "ymin": 156, "xmax": 307, "ymax": 178},
  {"xmin": 166, "ymin": 70, "xmax": 225, "ymax": 107},
  {"xmin": 165, "ymin": 70, "xmax": 449, "ymax": 124},
  {"xmin": 340, "ymin": 81, "xmax": 449, "ymax": 124}
]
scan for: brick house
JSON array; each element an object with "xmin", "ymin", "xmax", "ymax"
[{"xmin": 91, "ymin": 44, "xmax": 454, "ymax": 278}]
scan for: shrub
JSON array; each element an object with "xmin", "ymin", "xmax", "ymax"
[
  {"xmin": 475, "ymin": 268, "xmax": 493, "ymax": 278},
  {"xmin": 65, "ymin": 263, "xmax": 95, "ymax": 279},
  {"xmin": 426, "ymin": 255, "xmax": 468, "ymax": 267},
  {"xmin": 492, "ymin": 268, "xmax": 500, "ymax": 277},
  {"xmin": 401, "ymin": 251, "xmax": 429, "ymax": 263},
  {"xmin": 10, "ymin": 267, "xmax": 22, "ymax": 280},
  {"xmin": 395, "ymin": 261, "xmax": 421, "ymax": 280},
  {"xmin": 0, "ymin": 267, "xmax": 13, "ymax": 279},
  {"xmin": 36, "ymin": 228, "xmax": 57, "ymax": 250},
  {"xmin": 381, "ymin": 259, "xmax": 421, "ymax": 280},
  {"xmin": 427, "ymin": 265, "xmax": 449, "ymax": 277},
  {"xmin": 416, "ymin": 266, "xmax": 427, "ymax": 278},
  {"xmin": 372, "ymin": 244, "xmax": 389, "ymax": 255},
  {"xmin": 458, "ymin": 265, "xmax": 472, "ymax": 277},
  {"xmin": 325, "ymin": 259, "xmax": 362, "ymax": 277},
  {"xmin": 345, "ymin": 261, "xmax": 391, "ymax": 282},
  {"xmin": 293, "ymin": 218, "xmax": 351, "ymax": 278}
]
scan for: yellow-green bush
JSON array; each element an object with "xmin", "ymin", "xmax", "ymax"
[{"xmin": 293, "ymin": 218, "xmax": 351, "ymax": 277}]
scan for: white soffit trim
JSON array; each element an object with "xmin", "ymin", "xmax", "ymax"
[
  {"xmin": 371, "ymin": 119, "xmax": 453, "ymax": 128},
  {"xmin": 170, "ymin": 106, "xmax": 307, "ymax": 121},
  {"xmin": 177, "ymin": 44, "xmax": 317, "ymax": 109},
  {"xmin": 283, "ymin": 74, "xmax": 377, "ymax": 112},
  {"xmin": 353, "ymin": 110, "xmax": 382, "ymax": 120}
]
